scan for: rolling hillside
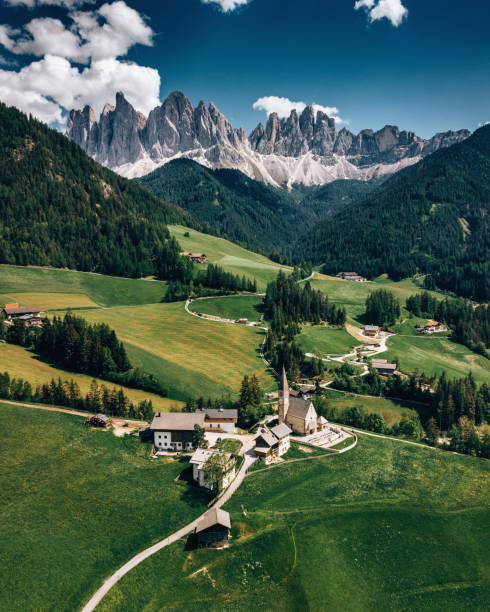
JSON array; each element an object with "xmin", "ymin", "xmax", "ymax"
[
  {"xmin": 0, "ymin": 102, "xmax": 192, "ymax": 278},
  {"xmin": 300, "ymin": 125, "xmax": 490, "ymax": 300}
]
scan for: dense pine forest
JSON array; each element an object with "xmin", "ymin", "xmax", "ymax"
[
  {"xmin": 300, "ymin": 125, "xmax": 490, "ymax": 300},
  {"xmin": 0, "ymin": 102, "xmax": 193, "ymax": 278}
]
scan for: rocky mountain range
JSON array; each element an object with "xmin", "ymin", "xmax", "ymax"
[{"xmin": 66, "ymin": 91, "xmax": 470, "ymax": 187}]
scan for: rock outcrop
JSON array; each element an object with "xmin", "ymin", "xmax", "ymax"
[{"xmin": 66, "ymin": 91, "xmax": 470, "ymax": 186}]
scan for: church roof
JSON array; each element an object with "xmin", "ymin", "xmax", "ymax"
[{"xmin": 287, "ymin": 397, "xmax": 314, "ymax": 420}]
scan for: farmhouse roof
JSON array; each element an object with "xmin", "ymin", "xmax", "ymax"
[
  {"xmin": 150, "ymin": 412, "xmax": 205, "ymax": 431},
  {"xmin": 190, "ymin": 448, "xmax": 232, "ymax": 469},
  {"xmin": 255, "ymin": 427, "xmax": 277, "ymax": 448},
  {"xmin": 271, "ymin": 422, "xmax": 292, "ymax": 439},
  {"xmin": 371, "ymin": 359, "xmax": 387, "ymax": 365},
  {"xmin": 195, "ymin": 507, "xmax": 231, "ymax": 534},
  {"xmin": 4, "ymin": 306, "xmax": 42, "ymax": 315},
  {"xmin": 203, "ymin": 408, "xmax": 238, "ymax": 420},
  {"xmin": 287, "ymin": 397, "xmax": 313, "ymax": 419},
  {"xmin": 373, "ymin": 363, "xmax": 397, "ymax": 371},
  {"xmin": 364, "ymin": 325, "xmax": 380, "ymax": 331},
  {"xmin": 95, "ymin": 414, "xmax": 109, "ymax": 423}
]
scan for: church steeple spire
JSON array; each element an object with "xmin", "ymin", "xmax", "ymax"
[{"xmin": 278, "ymin": 366, "xmax": 289, "ymax": 422}]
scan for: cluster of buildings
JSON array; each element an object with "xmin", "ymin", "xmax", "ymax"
[
  {"xmin": 370, "ymin": 358, "xmax": 399, "ymax": 376},
  {"xmin": 179, "ymin": 252, "xmax": 207, "ymax": 264},
  {"xmin": 417, "ymin": 320, "xmax": 446, "ymax": 334},
  {"xmin": 336, "ymin": 272, "xmax": 367, "ymax": 282},
  {"xmin": 2, "ymin": 304, "xmax": 44, "ymax": 327}
]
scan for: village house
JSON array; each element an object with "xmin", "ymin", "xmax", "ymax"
[
  {"xmin": 418, "ymin": 320, "xmax": 447, "ymax": 334},
  {"xmin": 363, "ymin": 325, "xmax": 381, "ymax": 338},
  {"xmin": 196, "ymin": 408, "xmax": 238, "ymax": 433},
  {"xmin": 151, "ymin": 412, "xmax": 205, "ymax": 451},
  {"xmin": 278, "ymin": 368, "xmax": 318, "ymax": 436},
  {"xmin": 3, "ymin": 304, "xmax": 43, "ymax": 326},
  {"xmin": 194, "ymin": 507, "xmax": 231, "ymax": 549},
  {"xmin": 254, "ymin": 422, "xmax": 292, "ymax": 464},
  {"xmin": 371, "ymin": 359, "xmax": 398, "ymax": 376},
  {"xmin": 336, "ymin": 272, "xmax": 367, "ymax": 282},
  {"xmin": 189, "ymin": 448, "xmax": 236, "ymax": 490},
  {"xmin": 179, "ymin": 252, "xmax": 207, "ymax": 264}
]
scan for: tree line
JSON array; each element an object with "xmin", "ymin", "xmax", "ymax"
[
  {"xmin": 406, "ymin": 291, "xmax": 490, "ymax": 357},
  {"xmin": 1, "ymin": 313, "xmax": 167, "ymax": 396},
  {"xmin": 0, "ymin": 372, "xmax": 154, "ymax": 421},
  {"xmin": 262, "ymin": 271, "xmax": 346, "ymax": 379}
]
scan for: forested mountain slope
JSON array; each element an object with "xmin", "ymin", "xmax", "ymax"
[
  {"xmin": 0, "ymin": 103, "xmax": 192, "ymax": 278},
  {"xmin": 137, "ymin": 159, "xmax": 380, "ymax": 259},
  {"xmin": 300, "ymin": 125, "xmax": 490, "ymax": 300}
]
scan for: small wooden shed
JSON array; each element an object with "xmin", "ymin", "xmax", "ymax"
[{"xmin": 194, "ymin": 508, "xmax": 231, "ymax": 549}]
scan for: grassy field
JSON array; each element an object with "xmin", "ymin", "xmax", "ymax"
[
  {"xmin": 298, "ymin": 324, "xmax": 358, "ymax": 356},
  {"xmin": 325, "ymin": 388, "xmax": 430, "ymax": 427},
  {"xmin": 96, "ymin": 434, "xmax": 490, "ymax": 612},
  {"xmin": 189, "ymin": 295, "xmax": 263, "ymax": 321},
  {"xmin": 0, "ymin": 265, "xmax": 166, "ymax": 307},
  {"xmin": 384, "ymin": 335, "xmax": 490, "ymax": 385},
  {"xmin": 169, "ymin": 225, "xmax": 290, "ymax": 290},
  {"xmin": 0, "ymin": 342, "xmax": 184, "ymax": 411},
  {"xmin": 69, "ymin": 302, "xmax": 275, "ymax": 401},
  {"xmin": 0, "ymin": 404, "xmax": 209, "ymax": 612}
]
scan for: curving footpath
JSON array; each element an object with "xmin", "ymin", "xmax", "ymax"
[{"xmin": 80, "ymin": 451, "xmax": 257, "ymax": 612}]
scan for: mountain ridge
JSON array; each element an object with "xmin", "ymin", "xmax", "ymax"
[{"xmin": 66, "ymin": 91, "xmax": 470, "ymax": 187}]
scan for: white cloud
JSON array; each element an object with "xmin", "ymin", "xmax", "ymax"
[
  {"xmin": 354, "ymin": 0, "xmax": 408, "ymax": 27},
  {"xmin": 201, "ymin": 0, "xmax": 252, "ymax": 13},
  {"xmin": 253, "ymin": 96, "xmax": 346, "ymax": 124},
  {"xmin": 5, "ymin": 1, "xmax": 94, "ymax": 8},
  {"xmin": 0, "ymin": 1, "xmax": 160, "ymax": 125}
]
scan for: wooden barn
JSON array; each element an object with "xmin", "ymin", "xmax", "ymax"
[{"xmin": 194, "ymin": 508, "xmax": 231, "ymax": 549}]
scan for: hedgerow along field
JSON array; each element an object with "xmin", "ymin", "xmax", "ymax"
[
  {"xmin": 66, "ymin": 302, "xmax": 275, "ymax": 401},
  {"xmin": 188, "ymin": 294, "xmax": 264, "ymax": 321},
  {"xmin": 0, "ymin": 342, "xmax": 184, "ymax": 411},
  {"xmin": 169, "ymin": 224, "xmax": 291, "ymax": 290},
  {"xmin": 0, "ymin": 403, "xmax": 209, "ymax": 612},
  {"xmin": 95, "ymin": 434, "xmax": 490, "ymax": 612}
]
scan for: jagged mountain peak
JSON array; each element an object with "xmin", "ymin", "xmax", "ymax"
[{"xmin": 66, "ymin": 90, "xmax": 471, "ymax": 186}]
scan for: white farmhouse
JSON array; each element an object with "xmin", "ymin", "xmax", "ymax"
[
  {"xmin": 190, "ymin": 448, "xmax": 236, "ymax": 490},
  {"xmin": 151, "ymin": 412, "xmax": 205, "ymax": 451}
]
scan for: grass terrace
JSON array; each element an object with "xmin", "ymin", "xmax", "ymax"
[{"xmin": 189, "ymin": 294, "xmax": 263, "ymax": 322}]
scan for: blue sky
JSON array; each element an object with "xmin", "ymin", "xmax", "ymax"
[{"xmin": 0, "ymin": 0, "xmax": 488, "ymax": 137}]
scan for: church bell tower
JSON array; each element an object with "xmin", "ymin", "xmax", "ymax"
[{"xmin": 278, "ymin": 366, "xmax": 289, "ymax": 422}]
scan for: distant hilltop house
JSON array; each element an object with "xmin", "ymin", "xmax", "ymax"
[
  {"xmin": 363, "ymin": 325, "xmax": 381, "ymax": 338},
  {"xmin": 371, "ymin": 359, "xmax": 398, "ymax": 376},
  {"xmin": 417, "ymin": 320, "xmax": 447, "ymax": 334},
  {"xmin": 190, "ymin": 448, "xmax": 236, "ymax": 490},
  {"xmin": 336, "ymin": 272, "xmax": 367, "ymax": 282},
  {"xmin": 3, "ymin": 304, "xmax": 44, "ymax": 327},
  {"xmin": 180, "ymin": 252, "xmax": 207, "ymax": 264},
  {"xmin": 151, "ymin": 412, "xmax": 205, "ymax": 451},
  {"xmin": 85, "ymin": 414, "xmax": 110, "ymax": 428},
  {"xmin": 279, "ymin": 368, "xmax": 318, "ymax": 436},
  {"xmin": 194, "ymin": 507, "xmax": 231, "ymax": 549},
  {"xmin": 197, "ymin": 408, "xmax": 238, "ymax": 433},
  {"xmin": 236, "ymin": 318, "xmax": 249, "ymax": 325},
  {"xmin": 254, "ymin": 422, "xmax": 292, "ymax": 464}
]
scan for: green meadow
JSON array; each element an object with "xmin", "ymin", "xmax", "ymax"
[
  {"xmin": 189, "ymin": 294, "xmax": 264, "ymax": 321},
  {"xmin": 0, "ymin": 264, "xmax": 166, "ymax": 308},
  {"xmin": 0, "ymin": 342, "xmax": 184, "ymax": 411},
  {"xmin": 384, "ymin": 334, "xmax": 490, "ymax": 385},
  {"xmin": 298, "ymin": 324, "xmax": 358, "ymax": 356},
  {"xmin": 69, "ymin": 302, "xmax": 275, "ymax": 401},
  {"xmin": 325, "ymin": 388, "xmax": 430, "ymax": 427},
  {"xmin": 169, "ymin": 225, "xmax": 291, "ymax": 290},
  {"xmin": 0, "ymin": 404, "xmax": 209, "ymax": 612},
  {"xmin": 95, "ymin": 434, "xmax": 490, "ymax": 612}
]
